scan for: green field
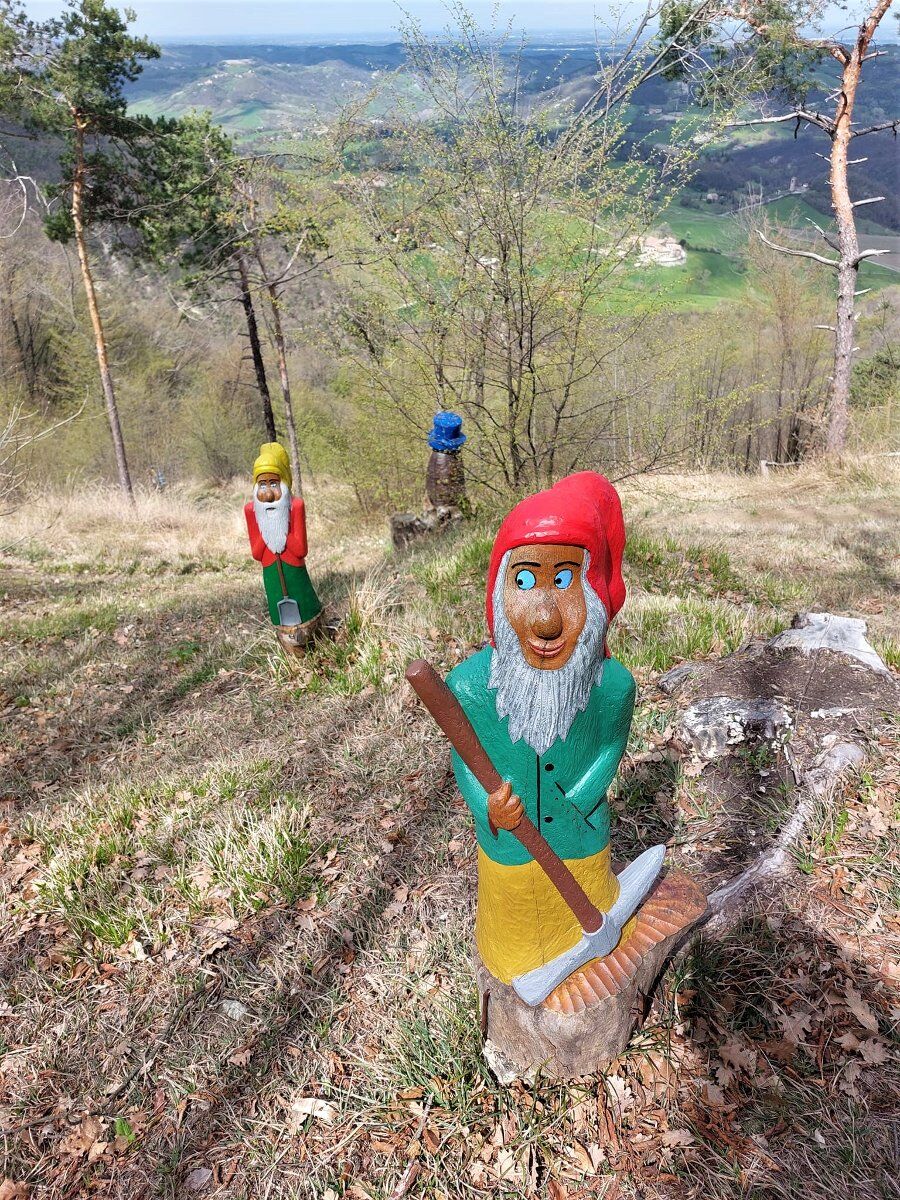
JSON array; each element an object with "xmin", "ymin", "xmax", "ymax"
[{"xmin": 662, "ymin": 199, "xmax": 897, "ymax": 297}]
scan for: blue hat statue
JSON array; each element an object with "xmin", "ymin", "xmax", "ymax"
[{"xmin": 428, "ymin": 411, "xmax": 467, "ymax": 453}]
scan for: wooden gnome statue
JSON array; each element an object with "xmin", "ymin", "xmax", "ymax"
[
  {"xmin": 407, "ymin": 472, "xmax": 705, "ymax": 1081},
  {"xmin": 245, "ymin": 443, "xmax": 323, "ymax": 653},
  {"xmin": 425, "ymin": 411, "xmax": 467, "ymax": 512}
]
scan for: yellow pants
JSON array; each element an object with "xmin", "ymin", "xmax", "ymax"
[{"xmin": 475, "ymin": 845, "xmax": 620, "ymax": 984}]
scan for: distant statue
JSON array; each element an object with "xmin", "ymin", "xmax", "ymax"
[
  {"xmin": 244, "ymin": 442, "xmax": 323, "ymax": 653},
  {"xmin": 425, "ymin": 411, "xmax": 467, "ymax": 511},
  {"xmin": 390, "ymin": 411, "xmax": 468, "ymax": 550}
]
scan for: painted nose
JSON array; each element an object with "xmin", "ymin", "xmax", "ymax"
[{"xmin": 531, "ymin": 597, "xmax": 563, "ymax": 641}]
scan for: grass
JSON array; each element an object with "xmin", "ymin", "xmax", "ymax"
[
  {"xmin": 0, "ymin": 461, "xmax": 897, "ymax": 1197},
  {"xmin": 25, "ymin": 761, "xmax": 318, "ymax": 951}
]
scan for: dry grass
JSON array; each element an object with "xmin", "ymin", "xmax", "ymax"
[{"xmin": 0, "ymin": 461, "xmax": 897, "ymax": 1199}]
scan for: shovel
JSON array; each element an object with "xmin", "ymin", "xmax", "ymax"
[
  {"xmin": 274, "ymin": 555, "xmax": 302, "ymax": 627},
  {"xmin": 406, "ymin": 659, "xmax": 665, "ymax": 1007}
]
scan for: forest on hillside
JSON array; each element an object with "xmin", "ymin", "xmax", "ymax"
[{"xmin": 0, "ymin": 0, "xmax": 897, "ymax": 506}]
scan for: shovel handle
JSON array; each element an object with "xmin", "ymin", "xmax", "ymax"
[
  {"xmin": 405, "ymin": 659, "xmax": 603, "ymax": 934},
  {"xmin": 275, "ymin": 554, "xmax": 289, "ymax": 598}
]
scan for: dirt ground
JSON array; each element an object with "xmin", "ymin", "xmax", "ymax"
[{"xmin": 0, "ymin": 462, "xmax": 897, "ymax": 1199}]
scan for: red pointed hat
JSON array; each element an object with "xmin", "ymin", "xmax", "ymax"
[{"xmin": 486, "ymin": 472, "xmax": 626, "ymax": 647}]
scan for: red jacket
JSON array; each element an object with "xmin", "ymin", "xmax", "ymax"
[{"xmin": 244, "ymin": 497, "xmax": 309, "ymax": 567}]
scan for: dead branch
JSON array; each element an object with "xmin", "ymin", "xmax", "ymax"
[
  {"xmin": 703, "ymin": 742, "xmax": 864, "ymax": 936},
  {"xmin": 757, "ymin": 230, "xmax": 839, "ymax": 268}
]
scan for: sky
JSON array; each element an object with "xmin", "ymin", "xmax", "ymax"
[
  {"xmin": 26, "ymin": 0, "xmax": 870, "ymax": 41},
  {"xmin": 26, "ymin": 1, "xmax": 644, "ymax": 40}
]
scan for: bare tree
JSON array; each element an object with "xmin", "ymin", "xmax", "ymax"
[
  {"xmin": 334, "ymin": 5, "xmax": 729, "ymax": 492},
  {"xmin": 234, "ymin": 161, "xmax": 332, "ymax": 492},
  {"xmin": 667, "ymin": 0, "xmax": 897, "ymax": 454}
]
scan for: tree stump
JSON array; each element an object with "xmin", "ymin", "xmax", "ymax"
[
  {"xmin": 389, "ymin": 506, "xmax": 462, "ymax": 551},
  {"xmin": 477, "ymin": 871, "xmax": 707, "ymax": 1083}
]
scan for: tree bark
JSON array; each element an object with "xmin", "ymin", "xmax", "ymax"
[
  {"xmin": 825, "ymin": 0, "xmax": 892, "ymax": 455},
  {"xmin": 255, "ymin": 247, "xmax": 302, "ymax": 493},
  {"xmin": 71, "ymin": 120, "xmax": 133, "ymax": 501},
  {"xmin": 236, "ymin": 250, "xmax": 277, "ymax": 442},
  {"xmin": 827, "ymin": 59, "xmax": 861, "ymax": 454}
]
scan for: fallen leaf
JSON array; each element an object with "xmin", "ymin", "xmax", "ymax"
[
  {"xmin": 291, "ymin": 1096, "xmax": 337, "ymax": 1127},
  {"xmin": 778, "ymin": 1010, "xmax": 812, "ymax": 1045},
  {"xmin": 719, "ymin": 1036, "xmax": 757, "ymax": 1074},
  {"xmin": 567, "ymin": 1140, "xmax": 599, "ymax": 1175},
  {"xmin": 858, "ymin": 1038, "xmax": 889, "ymax": 1065},
  {"xmin": 844, "ymin": 984, "xmax": 879, "ymax": 1033},
  {"xmin": 184, "ymin": 1167, "xmax": 212, "ymax": 1191},
  {"xmin": 492, "ymin": 1148, "xmax": 520, "ymax": 1181},
  {"xmin": 586, "ymin": 1142, "xmax": 605, "ymax": 1170},
  {"xmin": 662, "ymin": 1129, "xmax": 696, "ymax": 1148},
  {"xmin": 604, "ymin": 1072, "xmax": 633, "ymax": 1115},
  {"xmin": 384, "ymin": 885, "xmax": 409, "ymax": 920},
  {"xmin": 60, "ymin": 1116, "xmax": 104, "ymax": 1158},
  {"xmin": 0, "ymin": 1182, "xmax": 30, "ymax": 1200},
  {"xmin": 837, "ymin": 1060, "xmax": 862, "ymax": 1097}
]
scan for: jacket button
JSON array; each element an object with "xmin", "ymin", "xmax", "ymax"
[
  {"xmin": 544, "ymin": 763, "xmax": 554, "ymax": 771},
  {"xmin": 544, "ymin": 815, "xmax": 553, "ymax": 823}
]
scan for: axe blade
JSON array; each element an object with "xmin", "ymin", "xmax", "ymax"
[{"xmin": 511, "ymin": 845, "xmax": 666, "ymax": 1008}]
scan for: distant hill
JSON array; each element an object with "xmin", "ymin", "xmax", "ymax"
[
  {"xmin": 131, "ymin": 58, "xmax": 388, "ymax": 130},
  {"xmin": 125, "ymin": 40, "xmax": 900, "ymax": 236}
]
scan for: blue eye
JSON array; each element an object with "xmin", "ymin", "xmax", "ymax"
[
  {"xmin": 554, "ymin": 569, "xmax": 574, "ymax": 589},
  {"xmin": 515, "ymin": 569, "xmax": 536, "ymax": 591}
]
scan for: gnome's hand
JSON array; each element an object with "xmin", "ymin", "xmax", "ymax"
[{"xmin": 488, "ymin": 781, "xmax": 524, "ymax": 836}]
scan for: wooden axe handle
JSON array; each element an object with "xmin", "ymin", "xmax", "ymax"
[{"xmin": 405, "ymin": 658, "xmax": 603, "ymax": 934}]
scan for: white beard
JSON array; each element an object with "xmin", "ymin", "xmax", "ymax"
[
  {"xmin": 253, "ymin": 486, "xmax": 292, "ymax": 554},
  {"xmin": 488, "ymin": 549, "xmax": 608, "ymax": 756}
]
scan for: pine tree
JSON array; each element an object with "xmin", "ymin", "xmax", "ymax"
[{"xmin": 0, "ymin": 0, "xmax": 169, "ymax": 498}]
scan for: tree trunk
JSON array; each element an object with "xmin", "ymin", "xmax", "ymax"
[
  {"xmin": 255, "ymin": 247, "xmax": 302, "ymax": 493},
  {"xmin": 71, "ymin": 121, "xmax": 133, "ymax": 501},
  {"xmin": 825, "ymin": 0, "xmax": 891, "ymax": 455},
  {"xmin": 827, "ymin": 62, "xmax": 860, "ymax": 455},
  {"xmin": 236, "ymin": 250, "xmax": 277, "ymax": 442}
]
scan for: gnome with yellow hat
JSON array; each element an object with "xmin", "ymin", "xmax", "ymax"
[{"xmin": 245, "ymin": 443, "xmax": 322, "ymax": 642}]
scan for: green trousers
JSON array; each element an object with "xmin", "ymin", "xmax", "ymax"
[{"xmin": 262, "ymin": 561, "xmax": 322, "ymax": 626}]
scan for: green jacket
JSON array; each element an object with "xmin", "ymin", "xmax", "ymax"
[{"xmin": 447, "ymin": 648, "xmax": 635, "ymax": 867}]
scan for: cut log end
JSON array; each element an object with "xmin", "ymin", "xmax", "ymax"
[{"xmin": 476, "ymin": 870, "xmax": 707, "ymax": 1083}]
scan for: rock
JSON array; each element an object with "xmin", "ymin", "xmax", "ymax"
[
  {"xmin": 680, "ymin": 695, "xmax": 792, "ymax": 759},
  {"xmin": 767, "ymin": 612, "xmax": 890, "ymax": 676},
  {"xmin": 184, "ymin": 1167, "xmax": 213, "ymax": 1192}
]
